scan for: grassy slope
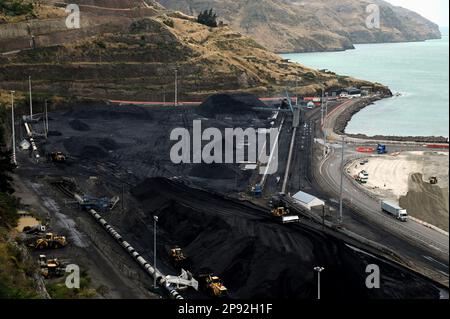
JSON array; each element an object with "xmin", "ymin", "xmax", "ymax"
[
  {"xmin": 157, "ymin": 0, "xmax": 441, "ymax": 53},
  {"xmin": 0, "ymin": 99, "xmax": 41, "ymax": 298},
  {"xmin": 0, "ymin": 12, "xmax": 389, "ymax": 101}
]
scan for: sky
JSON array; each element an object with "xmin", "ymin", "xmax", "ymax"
[{"xmin": 386, "ymin": 0, "xmax": 449, "ymax": 26}]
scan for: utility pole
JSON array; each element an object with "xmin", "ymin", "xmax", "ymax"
[
  {"xmin": 320, "ymin": 88, "xmax": 324, "ymax": 127},
  {"xmin": 28, "ymin": 76, "xmax": 33, "ymax": 119},
  {"xmin": 323, "ymin": 93, "xmax": 328, "ymax": 157},
  {"xmin": 339, "ymin": 136, "xmax": 345, "ymax": 224},
  {"xmin": 153, "ymin": 215, "xmax": 159, "ymax": 289},
  {"xmin": 10, "ymin": 91, "xmax": 17, "ymax": 166},
  {"xmin": 322, "ymin": 205, "xmax": 325, "ymax": 230},
  {"xmin": 121, "ymin": 184, "xmax": 125, "ymax": 214},
  {"xmin": 174, "ymin": 68, "xmax": 178, "ymax": 107},
  {"xmin": 314, "ymin": 266, "xmax": 325, "ymax": 300},
  {"xmin": 44, "ymin": 99, "xmax": 49, "ymax": 138}
]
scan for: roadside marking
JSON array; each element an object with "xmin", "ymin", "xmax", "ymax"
[{"xmin": 423, "ymin": 256, "xmax": 449, "ymax": 269}]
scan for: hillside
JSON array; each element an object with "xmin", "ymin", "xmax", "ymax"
[
  {"xmin": 0, "ymin": 1, "xmax": 388, "ymax": 101},
  {"xmin": 157, "ymin": 0, "xmax": 442, "ymax": 53}
]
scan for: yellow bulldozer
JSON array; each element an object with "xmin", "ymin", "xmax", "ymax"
[
  {"xmin": 271, "ymin": 207, "xmax": 289, "ymax": 218},
  {"xmin": 33, "ymin": 233, "xmax": 67, "ymax": 250},
  {"xmin": 170, "ymin": 247, "xmax": 188, "ymax": 265},
  {"xmin": 50, "ymin": 152, "xmax": 66, "ymax": 163},
  {"xmin": 38, "ymin": 255, "xmax": 65, "ymax": 279},
  {"xmin": 198, "ymin": 274, "xmax": 228, "ymax": 298}
]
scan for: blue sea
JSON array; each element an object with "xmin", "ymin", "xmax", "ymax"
[{"xmin": 282, "ymin": 35, "xmax": 449, "ymax": 138}]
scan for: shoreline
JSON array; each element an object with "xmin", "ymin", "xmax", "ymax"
[{"xmin": 333, "ymin": 96, "xmax": 449, "ymax": 144}]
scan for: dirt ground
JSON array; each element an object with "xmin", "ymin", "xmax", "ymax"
[{"xmin": 349, "ymin": 151, "xmax": 449, "ymax": 230}]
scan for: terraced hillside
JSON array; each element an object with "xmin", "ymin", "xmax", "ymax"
[{"xmin": 0, "ymin": 1, "xmax": 388, "ymax": 101}]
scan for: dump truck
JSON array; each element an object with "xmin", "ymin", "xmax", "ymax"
[
  {"xmin": 33, "ymin": 233, "xmax": 68, "ymax": 250},
  {"xmin": 271, "ymin": 207, "xmax": 300, "ymax": 223},
  {"xmin": 50, "ymin": 152, "xmax": 67, "ymax": 163},
  {"xmin": 381, "ymin": 201, "xmax": 408, "ymax": 222},
  {"xmin": 357, "ymin": 170, "xmax": 369, "ymax": 182},
  {"xmin": 198, "ymin": 274, "xmax": 228, "ymax": 297},
  {"xmin": 355, "ymin": 175, "xmax": 367, "ymax": 184},
  {"xmin": 38, "ymin": 255, "xmax": 65, "ymax": 279},
  {"xmin": 377, "ymin": 144, "xmax": 388, "ymax": 154}
]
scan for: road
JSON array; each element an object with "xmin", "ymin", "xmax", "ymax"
[
  {"xmin": 284, "ymin": 97, "xmax": 449, "ymax": 285},
  {"xmin": 319, "ymin": 142, "xmax": 449, "ymax": 255}
]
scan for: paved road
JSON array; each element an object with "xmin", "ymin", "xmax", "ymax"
[
  {"xmin": 284, "ymin": 99, "xmax": 449, "ymax": 283},
  {"xmin": 319, "ymin": 143, "xmax": 449, "ymax": 257}
]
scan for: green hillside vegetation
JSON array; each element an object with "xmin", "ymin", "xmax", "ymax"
[
  {"xmin": 0, "ymin": 0, "xmax": 34, "ymax": 17},
  {"xmin": 0, "ymin": 102, "xmax": 41, "ymax": 299}
]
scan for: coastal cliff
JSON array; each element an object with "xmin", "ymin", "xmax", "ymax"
[{"xmin": 157, "ymin": 0, "xmax": 442, "ymax": 53}]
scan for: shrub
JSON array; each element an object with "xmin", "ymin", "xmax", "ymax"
[
  {"xmin": 0, "ymin": 0, "xmax": 34, "ymax": 17},
  {"xmin": 197, "ymin": 9, "xmax": 218, "ymax": 28},
  {"xmin": 163, "ymin": 18, "xmax": 174, "ymax": 28}
]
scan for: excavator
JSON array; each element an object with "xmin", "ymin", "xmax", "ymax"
[
  {"xmin": 198, "ymin": 274, "xmax": 228, "ymax": 298},
  {"xmin": 32, "ymin": 233, "xmax": 68, "ymax": 250}
]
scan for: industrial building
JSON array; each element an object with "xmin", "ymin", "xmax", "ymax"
[{"xmin": 292, "ymin": 191, "xmax": 325, "ymax": 211}]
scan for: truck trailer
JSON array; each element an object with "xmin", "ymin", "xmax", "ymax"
[{"xmin": 381, "ymin": 201, "xmax": 408, "ymax": 222}]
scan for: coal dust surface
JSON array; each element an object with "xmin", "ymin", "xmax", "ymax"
[
  {"xmin": 127, "ymin": 177, "xmax": 441, "ymax": 299},
  {"xmin": 198, "ymin": 93, "xmax": 269, "ymax": 118}
]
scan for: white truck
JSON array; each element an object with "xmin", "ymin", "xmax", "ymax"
[
  {"xmin": 381, "ymin": 201, "xmax": 408, "ymax": 222},
  {"xmin": 281, "ymin": 215, "xmax": 300, "ymax": 223}
]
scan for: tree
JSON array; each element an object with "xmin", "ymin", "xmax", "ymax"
[
  {"xmin": 0, "ymin": 105, "xmax": 15, "ymax": 194},
  {"xmin": 0, "ymin": 148, "xmax": 15, "ymax": 194},
  {"xmin": 197, "ymin": 9, "xmax": 218, "ymax": 28}
]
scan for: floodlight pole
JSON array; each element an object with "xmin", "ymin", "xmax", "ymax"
[
  {"xmin": 10, "ymin": 91, "xmax": 16, "ymax": 166},
  {"xmin": 29, "ymin": 76, "xmax": 33, "ymax": 119},
  {"xmin": 339, "ymin": 136, "xmax": 345, "ymax": 224},
  {"xmin": 314, "ymin": 266, "xmax": 325, "ymax": 300},
  {"xmin": 153, "ymin": 215, "xmax": 159, "ymax": 289}
]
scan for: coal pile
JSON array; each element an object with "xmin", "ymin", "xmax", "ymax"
[
  {"xmin": 99, "ymin": 138, "xmax": 121, "ymax": 151},
  {"xmin": 65, "ymin": 105, "xmax": 153, "ymax": 121},
  {"xmin": 128, "ymin": 178, "xmax": 441, "ymax": 299},
  {"xmin": 197, "ymin": 93, "xmax": 268, "ymax": 118},
  {"xmin": 63, "ymin": 137, "xmax": 109, "ymax": 159},
  {"xmin": 47, "ymin": 131, "xmax": 62, "ymax": 136},
  {"xmin": 69, "ymin": 119, "xmax": 91, "ymax": 131},
  {"xmin": 189, "ymin": 163, "xmax": 236, "ymax": 180}
]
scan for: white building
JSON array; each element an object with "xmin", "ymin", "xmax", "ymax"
[{"xmin": 292, "ymin": 191, "xmax": 325, "ymax": 211}]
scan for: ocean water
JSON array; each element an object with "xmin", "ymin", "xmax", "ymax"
[{"xmin": 282, "ymin": 36, "xmax": 449, "ymax": 138}]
